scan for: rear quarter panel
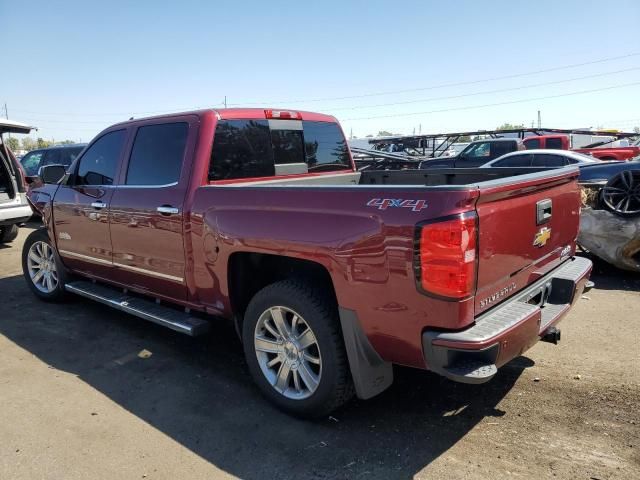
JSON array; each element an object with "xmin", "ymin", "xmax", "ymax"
[{"xmin": 189, "ymin": 185, "xmax": 478, "ymax": 368}]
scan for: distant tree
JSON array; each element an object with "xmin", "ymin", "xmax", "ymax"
[
  {"xmin": 496, "ymin": 123, "xmax": 525, "ymax": 131},
  {"xmin": 365, "ymin": 134, "xmax": 373, "ymax": 138},
  {"xmin": 5, "ymin": 137, "xmax": 19, "ymax": 151},
  {"xmin": 377, "ymin": 130, "xmax": 393, "ymax": 137},
  {"xmin": 21, "ymin": 138, "xmax": 37, "ymax": 152},
  {"xmin": 36, "ymin": 138, "xmax": 52, "ymax": 149},
  {"xmin": 457, "ymin": 135, "xmax": 472, "ymax": 142},
  {"xmin": 57, "ymin": 139, "xmax": 75, "ymax": 145},
  {"xmin": 633, "ymin": 126, "xmax": 639, "ymax": 135}
]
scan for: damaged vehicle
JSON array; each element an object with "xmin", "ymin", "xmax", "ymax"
[
  {"xmin": 578, "ymin": 156, "xmax": 640, "ymax": 271},
  {"xmin": 0, "ymin": 120, "xmax": 34, "ymax": 244}
]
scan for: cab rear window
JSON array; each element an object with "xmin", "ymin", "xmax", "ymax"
[{"xmin": 209, "ymin": 119, "xmax": 351, "ymax": 181}]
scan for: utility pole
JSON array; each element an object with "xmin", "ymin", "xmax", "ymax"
[
  {"xmin": 224, "ymin": 96, "xmax": 227, "ymax": 108},
  {"xmin": 537, "ymin": 110, "xmax": 541, "ymax": 129}
]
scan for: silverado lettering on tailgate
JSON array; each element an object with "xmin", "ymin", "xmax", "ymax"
[{"xmin": 480, "ymin": 282, "xmax": 517, "ymax": 309}]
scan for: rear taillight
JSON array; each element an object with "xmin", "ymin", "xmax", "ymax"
[
  {"xmin": 416, "ymin": 213, "xmax": 477, "ymax": 298},
  {"xmin": 264, "ymin": 109, "xmax": 302, "ymax": 120}
]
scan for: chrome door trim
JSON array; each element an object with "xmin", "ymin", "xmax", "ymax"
[
  {"xmin": 113, "ymin": 262, "xmax": 184, "ymax": 283},
  {"xmin": 58, "ymin": 249, "xmax": 113, "ymax": 265}
]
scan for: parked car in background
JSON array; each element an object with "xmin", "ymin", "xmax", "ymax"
[
  {"xmin": 480, "ymin": 149, "xmax": 597, "ymax": 168},
  {"xmin": 482, "ymin": 151, "xmax": 640, "ymax": 217},
  {"xmin": 0, "ymin": 119, "xmax": 34, "ymax": 243},
  {"xmin": 20, "ymin": 143, "xmax": 86, "ymax": 178},
  {"xmin": 419, "ymin": 138, "xmax": 525, "ymax": 168},
  {"xmin": 523, "ymin": 134, "xmax": 640, "ymax": 161}
]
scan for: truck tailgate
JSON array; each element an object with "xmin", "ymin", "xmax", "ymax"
[{"xmin": 474, "ymin": 168, "xmax": 581, "ymax": 315}]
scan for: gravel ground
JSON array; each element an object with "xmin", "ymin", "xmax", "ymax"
[{"xmin": 1, "ymin": 224, "xmax": 638, "ymax": 480}]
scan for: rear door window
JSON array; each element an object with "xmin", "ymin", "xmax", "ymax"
[
  {"xmin": 75, "ymin": 130, "xmax": 126, "ymax": 186},
  {"xmin": 524, "ymin": 138, "xmax": 540, "ymax": 149},
  {"xmin": 126, "ymin": 123, "xmax": 189, "ymax": 185}
]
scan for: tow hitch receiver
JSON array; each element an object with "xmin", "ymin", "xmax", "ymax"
[{"xmin": 541, "ymin": 326, "xmax": 561, "ymax": 345}]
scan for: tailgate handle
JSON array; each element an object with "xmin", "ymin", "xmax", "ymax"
[{"xmin": 536, "ymin": 199, "xmax": 552, "ymax": 224}]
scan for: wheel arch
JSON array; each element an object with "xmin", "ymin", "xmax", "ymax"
[
  {"xmin": 228, "ymin": 251, "xmax": 394, "ymax": 400},
  {"xmin": 227, "ymin": 251, "xmax": 337, "ymax": 334}
]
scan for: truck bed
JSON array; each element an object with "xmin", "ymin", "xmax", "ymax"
[{"xmin": 215, "ymin": 167, "xmax": 569, "ymax": 188}]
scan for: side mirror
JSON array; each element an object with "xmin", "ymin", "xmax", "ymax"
[{"xmin": 39, "ymin": 164, "xmax": 67, "ymax": 184}]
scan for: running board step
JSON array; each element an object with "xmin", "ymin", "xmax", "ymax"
[
  {"xmin": 65, "ymin": 281, "xmax": 210, "ymax": 336},
  {"xmin": 442, "ymin": 360, "xmax": 498, "ymax": 384}
]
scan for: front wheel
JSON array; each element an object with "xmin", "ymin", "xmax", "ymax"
[
  {"xmin": 22, "ymin": 229, "xmax": 68, "ymax": 301},
  {"xmin": 242, "ymin": 279, "xmax": 354, "ymax": 418}
]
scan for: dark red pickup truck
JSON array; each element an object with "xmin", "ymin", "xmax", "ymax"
[{"xmin": 24, "ymin": 108, "xmax": 592, "ymax": 416}]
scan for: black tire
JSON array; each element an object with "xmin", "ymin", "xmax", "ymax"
[
  {"xmin": 21, "ymin": 228, "xmax": 69, "ymax": 302},
  {"xmin": 0, "ymin": 224, "xmax": 19, "ymax": 243},
  {"xmin": 242, "ymin": 279, "xmax": 354, "ymax": 418}
]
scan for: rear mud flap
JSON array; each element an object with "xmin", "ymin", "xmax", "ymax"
[{"xmin": 339, "ymin": 307, "xmax": 393, "ymax": 399}]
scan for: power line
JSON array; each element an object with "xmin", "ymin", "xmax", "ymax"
[
  {"xmin": 15, "ymin": 66, "xmax": 640, "ymax": 126},
  {"xmin": 228, "ymin": 52, "xmax": 640, "ymax": 105},
  {"xmin": 327, "ymin": 66, "xmax": 640, "ymax": 112},
  {"xmin": 340, "ymin": 82, "xmax": 640, "ymax": 121},
  {"xmin": 10, "ymin": 103, "xmax": 225, "ymax": 118},
  {"xmin": 9, "ymin": 52, "xmax": 640, "ymax": 118}
]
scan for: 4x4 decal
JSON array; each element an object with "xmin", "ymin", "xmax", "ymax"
[{"xmin": 366, "ymin": 198, "xmax": 428, "ymax": 212}]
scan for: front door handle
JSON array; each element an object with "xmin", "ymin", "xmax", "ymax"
[
  {"xmin": 91, "ymin": 201, "xmax": 106, "ymax": 209},
  {"xmin": 157, "ymin": 205, "xmax": 180, "ymax": 215}
]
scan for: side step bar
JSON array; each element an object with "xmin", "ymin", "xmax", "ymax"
[{"xmin": 65, "ymin": 281, "xmax": 210, "ymax": 336}]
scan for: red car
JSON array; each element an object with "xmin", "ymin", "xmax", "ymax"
[
  {"xmin": 523, "ymin": 134, "xmax": 640, "ymax": 161},
  {"xmin": 24, "ymin": 108, "xmax": 592, "ymax": 416}
]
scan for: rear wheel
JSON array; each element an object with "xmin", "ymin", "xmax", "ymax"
[
  {"xmin": 242, "ymin": 279, "xmax": 354, "ymax": 418},
  {"xmin": 0, "ymin": 224, "xmax": 19, "ymax": 243},
  {"xmin": 22, "ymin": 229, "xmax": 68, "ymax": 301}
]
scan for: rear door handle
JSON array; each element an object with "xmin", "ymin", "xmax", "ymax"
[
  {"xmin": 157, "ymin": 205, "xmax": 180, "ymax": 215},
  {"xmin": 91, "ymin": 201, "xmax": 106, "ymax": 209}
]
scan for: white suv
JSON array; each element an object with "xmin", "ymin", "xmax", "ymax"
[{"xmin": 1, "ymin": 120, "xmax": 34, "ymax": 243}]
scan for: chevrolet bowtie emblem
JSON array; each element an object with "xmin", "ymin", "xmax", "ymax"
[{"xmin": 533, "ymin": 227, "xmax": 551, "ymax": 248}]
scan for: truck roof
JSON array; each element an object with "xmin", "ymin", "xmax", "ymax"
[{"xmin": 110, "ymin": 108, "xmax": 338, "ymax": 128}]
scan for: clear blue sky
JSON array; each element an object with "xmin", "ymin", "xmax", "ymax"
[{"xmin": 2, "ymin": 0, "xmax": 639, "ymax": 142}]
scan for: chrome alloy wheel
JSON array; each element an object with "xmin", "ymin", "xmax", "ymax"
[
  {"xmin": 602, "ymin": 170, "xmax": 640, "ymax": 216},
  {"xmin": 27, "ymin": 241, "xmax": 58, "ymax": 293},
  {"xmin": 254, "ymin": 306, "xmax": 322, "ymax": 400}
]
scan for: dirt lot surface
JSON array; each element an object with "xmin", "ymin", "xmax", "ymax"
[{"xmin": 1, "ymin": 224, "xmax": 638, "ymax": 480}]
